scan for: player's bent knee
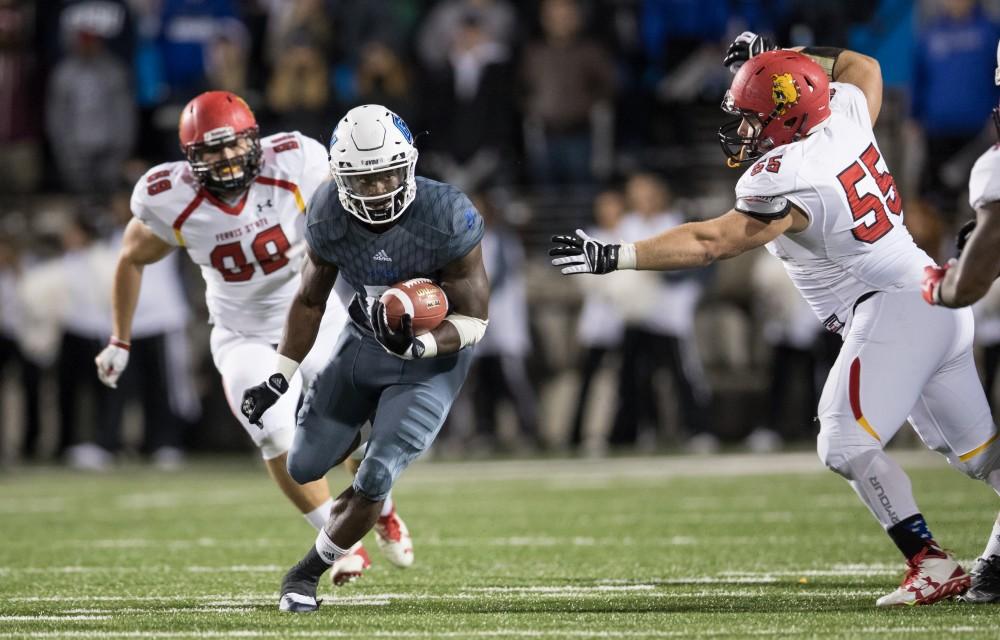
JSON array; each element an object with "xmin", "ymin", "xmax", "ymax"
[
  {"xmin": 258, "ymin": 427, "xmax": 294, "ymax": 462},
  {"xmin": 958, "ymin": 440, "xmax": 1000, "ymax": 483},
  {"xmin": 816, "ymin": 419, "xmax": 881, "ymax": 480},
  {"xmin": 353, "ymin": 457, "xmax": 394, "ymax": 502},
  {"xmin": 286, "ymin": 448, "xmax": 326, "ymax": 485}
]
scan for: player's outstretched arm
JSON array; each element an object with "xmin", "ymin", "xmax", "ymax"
[
  {"xmin": 96, "ymin": 219, "xmax": 174, "ymax": 388},
  {"xmin": 241, "ymin": 247, "xmax": 338, "ymax": 426},
  {"xmin": 928, "ymin": 205, "xmax": 1000, "ymax": 307},
  {"xmin": 551, "ymin": 209, "xmax": 796, "ymax": 274}
]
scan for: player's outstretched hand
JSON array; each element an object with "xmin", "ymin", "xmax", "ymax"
[
  {"xmin": 723, "ymin": 31, "xmax": 778, "ymax": 73},
  {"xmin": 241, "ymin": 373, "xmax": 289, "ymax": 427},
  {"xmin": 95, "ymin": 338, "xmax": 130, "ymax": 388},
  {"xmin": 370, "ymin": 300, "xmax": 424, "ymax": 359},
  {"xmin": 550, "ymin": 229, "xmax": 621, "ymax": 275}
]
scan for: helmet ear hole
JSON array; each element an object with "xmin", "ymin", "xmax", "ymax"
[{"xmin": 784, "ymin": 116, "xmax": 798, "ymax": 129}]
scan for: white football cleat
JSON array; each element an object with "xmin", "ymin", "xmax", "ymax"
[
  {"xmin": 875, "ymin": 543, "xmax": 970, "ymax": 607},
  {"xmin": 374, "ymin": 506, "xmax": 414, "ymax": 568},
  {"xmin": 279, "ymin": 592, "xmax": 319, "ymax": 613},
  {"xmin": 330, "ymin": 541, "xmax": 371, "ymax": 586}
]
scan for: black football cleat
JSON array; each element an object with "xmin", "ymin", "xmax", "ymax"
[
  {"xmin": 278, "ymin": 565, "xmax": 322, "ymax": 613},
  {"xmin": 960, "ymin": 555, "xmax": 1000, "ymax": 604}
]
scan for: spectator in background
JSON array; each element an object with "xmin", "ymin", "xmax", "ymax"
[
  {"xmin": 608, "ymin": 173, "xmax": 714, "ymax": 452},
  {"xmin": 355, "ymin": 41, "xmax": 414, "ymax": 123},
  {"xmin": 155, "ymin": 0, "xmax": 242, "ymax": 100},
  {"xmin": 568, "ymin": 189, "xmax": 627, "ymax": 451},
  {"xmin": 0, "ymin": 0, "xmax": 41, "ymax": 193},
  {"xmin": 0, "ymin": 233, "xmax": 41, "ymax": 461},
  {"xmin": 99, "ymin": 189, "xmax": 193, "ymax": 470},
  {"xmin": 417, "ymin": 0, "xmax": 516, "ymax": 71},
  {"xmin": 42, "ymin": 212, "xmax": 116, "ymax": 467},
  {"xmin": 45, "ymin": 25, "xmax": 135, "ymax": 194},
  {"xmin": 38, "ymin": 0, "xmax": 135, "ymax": 84},
  {"xmin": 264, "ymin": 0, "xmax": 333, "ymax": 63},
  {"xmin": 521, "ymin": 0, "xmax": 615, "ymax": 185},
  {"xmin": 468, "ymin": 194, "xmax": 540, "ymax": 452},
  {"xmin": 747, "ymin": 252, "xmax": 825, "ymax": 453},
  {"xmin": 911, "ymin": 0, "xmax": 999, "ymax": 219},
  {"xmin": 204, "ymin": 21, "xmax": 249, "ymax": 96},
  {"xmin": 421, "ymin": 11, "xmax": 514, "ymax": 192},
  {"xmin": 265, "ymin": 41, "xmax": 332, "ymax": 144}
]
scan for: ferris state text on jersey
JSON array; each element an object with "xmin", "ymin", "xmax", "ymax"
[
  {"xmin": 130, "ymin": 131, "xmax": 331, "ymax": 338},
  {"xmin": 304, "ymin": 176, "xmax": 485, "ymax": 322}
]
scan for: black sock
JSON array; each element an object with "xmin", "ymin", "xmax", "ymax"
[
  {"xmin": 293, "ymin": 545, "xmax": 332, "ymax": 580},
  {"xmin": 887, "ymin": 513, "xmax": 934, "ymax": 560}
]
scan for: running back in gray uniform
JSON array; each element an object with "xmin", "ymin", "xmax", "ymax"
[{"xmin": 288, "ymin": 176, "xmax": 485, "ymax": 501}]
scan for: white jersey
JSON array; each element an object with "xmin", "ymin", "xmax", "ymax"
[
  {"xmin": 969, "ymin": 143, "xmax": 1000, "ymax": 210},
  {"xmin": 131, "ymin": 131, "xmax": 330, "ymax": 341},
  {"xmin": 735, "ymin": 82, "xmax": 932, "ymax": 334}
]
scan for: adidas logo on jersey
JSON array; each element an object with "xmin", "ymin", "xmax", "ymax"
[{"xmin": 373, "ymin": 250, "xmax": 392, "ymax": 262}]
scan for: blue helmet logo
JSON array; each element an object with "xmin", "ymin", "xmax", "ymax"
[
  {"xmin": 391, "ymin": 113, "xmax": 413, "ymax": 144},
  {"xmin": 329, "ymin": 130, "xmax": 338, "ymax": 148}
]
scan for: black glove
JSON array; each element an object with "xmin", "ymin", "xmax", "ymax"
[
  {"xmin": 723, "ymin": 31, "xmax": 778, "ymax": 73},
  {"xmin": 956, "ymin": 219, "xmax": 977, "ymax": 257},
  {"xmin": 550, "ymin": 229, "xmax": 621, "ymax": 275},
  {"xmin": 241, "ymin": 373, "xmax": 289, "ymax": 427},
  {"xmin": 370, "ymin": 300, "xmax": 425, "ymax": 359}
]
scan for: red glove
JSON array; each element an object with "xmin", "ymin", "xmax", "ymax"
[{"xmin": 922, "ymin": 263, "xmax": 950, "ymax": 306}]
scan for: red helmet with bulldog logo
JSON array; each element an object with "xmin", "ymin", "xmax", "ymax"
[{"xmin": 719, "ymin": 50, "xmax": 831, "ymax": 166}]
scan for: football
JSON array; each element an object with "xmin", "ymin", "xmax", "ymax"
[{"xmin": 380, "ymin": 278, "xmax": 449, "ymax": 335}]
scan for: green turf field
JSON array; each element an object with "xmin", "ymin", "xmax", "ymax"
[{"xmin": 2, "ymin": 450, "xmax": 999, "ymax": 639}]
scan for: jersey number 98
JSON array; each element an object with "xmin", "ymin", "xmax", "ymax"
[{"xmin": 210, "ymin": 225, "xmax": 291, "ymax": 282}]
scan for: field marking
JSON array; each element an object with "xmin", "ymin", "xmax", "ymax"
[
  {"xmin": 0, "ymin": 631, "xmax": 806, "ymax": 639},
  {"xmin": 0, "ymin": 615, "xmax": 112, "ymax": 621},
  {"xmin": 0, "ymin": 628, "xmax": 991, "ymax": 639}
]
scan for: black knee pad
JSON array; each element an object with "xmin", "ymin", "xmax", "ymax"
[{"xmin": 353, "ymin": 457, "xmax": 393, "ymax": 502}]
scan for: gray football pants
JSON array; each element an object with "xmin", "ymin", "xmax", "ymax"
[{"xmin": 288, "ymin": 324, "xmax": 475, "ymax": 501}]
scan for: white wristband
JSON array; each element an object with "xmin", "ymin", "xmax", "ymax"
[
  {"xmin": 275, "ymin": 354, "xmax": 300, "ymax": 380},
  {"xmin": 417, "ymin": 332, "xmax": 438, "ymax": 359},
  {"xmin": 618, "ymin": 243, "xmax": 637, "ymax": 270}
]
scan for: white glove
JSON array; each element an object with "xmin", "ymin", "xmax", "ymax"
[{"xmin": 95, "ymin": 338, "xmax": 130, "ymax": 388}]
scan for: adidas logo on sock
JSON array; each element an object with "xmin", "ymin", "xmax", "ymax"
[{"xmin": 373, "ymin": 250, "xmax": 392, "ymax": 262}]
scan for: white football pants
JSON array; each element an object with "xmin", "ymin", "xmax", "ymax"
[
  {"xmin": 817, "ymin": 291, "xmax": 1000, "ymax": 530},
  {"xmin": 211, "ymin": 296, "xmax": 348, "ymax": 460}
]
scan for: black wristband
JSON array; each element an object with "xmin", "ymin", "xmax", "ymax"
[{"xmin": 800, "ymin": 46, "xmax": 844, "ymax": 78}]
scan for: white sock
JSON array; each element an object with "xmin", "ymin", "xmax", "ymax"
[
  {"xmin": 315, "ymin": 529, "xmax": 348, "ymax": 565},
  {"xmin": 980, "ymin": 514, "xmax": 1000, "ymax": 561},
  {"xmin": 303, "ymin": 498, "xmax": 333, "ymax": 531},
  {"xmin": 380, "ymin": 494, "xmax": 394, "ymax": 517}
]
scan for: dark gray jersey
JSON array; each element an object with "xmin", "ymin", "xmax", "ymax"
[{"xmin": 305, "ymin": 176, "xmax": 484, "ymax": 326}]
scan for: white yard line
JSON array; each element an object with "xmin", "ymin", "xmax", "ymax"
[
  {"xmin": 0, "ymin": 615, "xmax": 112, "ymax": 621},
  {"xmin": 0, "ymin": 629, "xmax": 990, "ymax": 639}
]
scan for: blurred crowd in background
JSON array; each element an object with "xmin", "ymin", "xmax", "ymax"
[{"xmin": 3, "ymin": 0, "xmax": 1000, "ymax": 469}]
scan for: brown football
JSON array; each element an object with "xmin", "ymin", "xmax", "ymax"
[{"xmin": 379, "ymin": 278, "xmax": 449, "ymax": 335}]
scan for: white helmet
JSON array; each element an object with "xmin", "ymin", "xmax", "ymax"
[{"xmin": 329, "ymin": 104, "xmax": 418, "ymax": 225}]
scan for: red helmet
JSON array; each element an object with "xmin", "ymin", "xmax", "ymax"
[
  {"xmin": 178, "ymin": 91, "xmax": 262, "ymax": 193},
  {"xmin": 718, "ymin": 50, "xmax": 830, "ymax": 166}
]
